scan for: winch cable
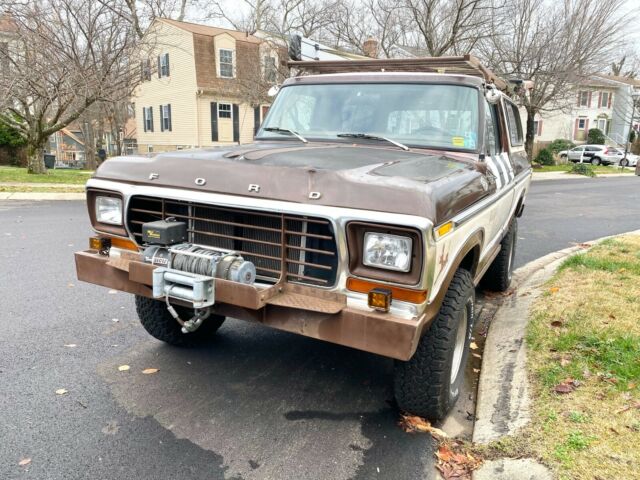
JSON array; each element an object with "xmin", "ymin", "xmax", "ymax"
[{"xmin": 170, "ymin": 244, "xmax": 237, "ymax": 277}]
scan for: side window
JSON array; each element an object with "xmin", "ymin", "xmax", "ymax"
[
  {"xmin": 484, "ymin": 102, "xmax": 501, "ymax": 156},
  {"xmin": 504, "ymin": 101, "xmax": 523, "ymax": 147}
]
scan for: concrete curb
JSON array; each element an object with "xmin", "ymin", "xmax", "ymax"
[
  {"xmin": 471, "ymin": 229, "xmax": 640, "ymax": 478},
  {"xmin": 0, "ymin": 192, "xmax": 85, "ymax": 200}
]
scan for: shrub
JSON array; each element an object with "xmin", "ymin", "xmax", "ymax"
[
  {"xmin": 535, "ymin": 148, "xmax": 555, "ymax": 166},
  {"xmin": 587, "ymin": 128, "xmax": 605, "ymax": 144},
  {"xmin": 548, "ymin": 139, "xmax": 575, "ymax": 154},
  {"xmin": 569, "ymin": 162, "xmax": 596, "ymax": 177},
  {"xmin": 630, "ymin": 129, "xmax": 637, "ymax": 144}
]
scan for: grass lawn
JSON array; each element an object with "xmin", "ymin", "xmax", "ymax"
[
  {"xmin": 0, "ymin": 185, "xmax": 85, "ymax": 193},
  {"xmin": 535, "ymin": 164, "xmax": 634, "ymax": 174},
  {"xmin": 521, "ymin": 235, "xmax": 640, "ymax": 479},
  {"xmin": 0, "ymin": 166, "xmax": 93, "ymax": 184}
]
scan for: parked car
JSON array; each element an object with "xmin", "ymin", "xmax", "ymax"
[
  {"xmin": 619, "ymin": 152, "xmax": 639, "ymax": 167},
  {"xmin": 75, "ymin": 56, "xmax": 531, "ymax": 421},
  {"xmin": 560, "ymin": 145, "xmax": 622, "ymax": 165}
]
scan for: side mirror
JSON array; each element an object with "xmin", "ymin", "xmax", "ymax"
[
  {"xmin": 485, "ymin": 85, "xmax": 501, "ymax": 104},
  {"xmin": 267, "ymin": 85, "xmax": 280, "ymax": 97}
]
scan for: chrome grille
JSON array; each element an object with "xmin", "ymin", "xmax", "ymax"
[{"xmin": 127, "ymin": 196, "xmax": 338, "ymax": 286}]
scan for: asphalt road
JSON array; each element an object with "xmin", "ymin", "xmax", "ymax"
[{"xmin": 1, "ymin": 175, "xmax": 638, "ymax": 480}]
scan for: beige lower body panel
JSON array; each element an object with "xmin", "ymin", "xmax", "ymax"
[{"xmin": 75, "ymin": 250, "xmax": 426, "ymax": 361}]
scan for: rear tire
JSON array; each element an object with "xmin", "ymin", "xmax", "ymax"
[
  {"xmin": 135, "ymin": 295, "xmax": 225, "ymax": 346},
  {"xmin": 393, "ymin": 269, "xmax": 475, "ymax": 420},
  {"xmin": 481, "ymin": 217, "xmax": 517, "ymax": 292},
  {"xmin": 591, "ymin": 157, "xmax": 601, "ymax": 166},
  {"xmin": 621, "ymin": 158, "xmax": 629, "ymax": 167}
]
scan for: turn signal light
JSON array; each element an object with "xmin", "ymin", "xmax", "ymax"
[
  {"xmin": 89, "ymin": 236, "xmax": 110, "ymax": 253},
  {"xmin": 110, "ymin": 237, "xmax": 139, "ymax": 251},
  {"xmin": 368, "ymin": 288, "xmax": 392, "ymax": 312},
  {"xmin": 347, "ymin": 277, "xmax": 428, "ymax": 304}
]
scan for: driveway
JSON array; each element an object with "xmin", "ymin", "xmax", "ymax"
[{"xmin": 1, "ymin": 175, "xmax": 638, "ymax": 480}]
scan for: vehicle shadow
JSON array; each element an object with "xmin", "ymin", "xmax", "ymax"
[{"xmin": 99, "ymin": 317, "xmax": 434, "ymax": 480}]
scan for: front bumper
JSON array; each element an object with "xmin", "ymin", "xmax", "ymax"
[{"xmin": 75, "ymin": 250, "xmax": 427, "ymax": 360}]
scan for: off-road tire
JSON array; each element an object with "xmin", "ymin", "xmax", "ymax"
[
  {"xmin": 393, "ymin": 269, "xmax": 475, "ymax": 420},
  {"xmin": 481, "ymin": 217, "xmax": 518, "ymax": 292},
  {"xmin": 134, "ymin": 295, "xmax": 225, "ymax": 347}
]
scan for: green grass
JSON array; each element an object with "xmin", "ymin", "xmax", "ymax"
[
  {"xmin": 535, "ymin": 164, "xmax": 634, "ymax": 174},
  {"xmin": 0, "ymin": 166, "xmax": 93, "ymax": 184},
  {"xmin": 523, "ymin": 235, "xmax": 640, "ymax": 479},
  {"xmin": 0, "ymin": 185, "xmax": 85, "ymax": 193}
]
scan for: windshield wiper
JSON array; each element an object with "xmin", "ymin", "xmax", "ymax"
[
  {"xmin": 263, "ymin": 127, "xmax": 308, "ymax": 143},
  {"xmin": 337, "ymin": 133, "xmax": 409, "ymax": 151}
]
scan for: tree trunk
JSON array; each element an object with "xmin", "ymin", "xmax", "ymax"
[
  {"xmin": 84, "ymin": 121, "xmax": 97, "ymax": 170},
  {"xmin": 26, "ymin": 138, "xmax": 47, "ymax": 174},
  {"xmin": 525, "ymin": 107, "xmax": 536, "ymax": 162}
]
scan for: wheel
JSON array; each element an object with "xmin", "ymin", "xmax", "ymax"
[
  {"xmin": 620, "ymin": 158, "xmax": 629, "ymax": 167},
  {"xmin": 393, "ymin": 269, "xmax": 475, "ymax": 420},
  {"xmin": 560, "ymin": 154, "xmax": 567, "ymax": 159},
  {"xmin": 481, "ymin": 218, "xmax": 517, "ymax": 292},
  {"xmin": 134, "ymin": 295, "xmax": 225, "ymax": 346},
  {"xmin": 591, "ymin": 157, "xmax": 601, "ymax": 166}
]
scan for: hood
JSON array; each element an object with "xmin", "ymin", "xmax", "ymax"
[{"xmin": 94, "ymin": 142, "xmax": 495, "ymax": 223}]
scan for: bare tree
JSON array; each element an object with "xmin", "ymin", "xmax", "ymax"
[
  {"xmin": 480, "ymin": 0, "xmax": 629, "ymax": 158},
  {"xmin": 403, "ymin": 0, "xmax": 496, "ymax": 56},
  {"xmin": 611, "ymin": 51, "xmax": 640, "ymax": 79},
  {"xmin": 0, "ymin": 0, "xmax": 141, "ymax": 173}
]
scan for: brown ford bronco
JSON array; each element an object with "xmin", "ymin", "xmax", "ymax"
[{"xmin": 76, "ymin": 56, "xmax": 531, "ymax": 420}]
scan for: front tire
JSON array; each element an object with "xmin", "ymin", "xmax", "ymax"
[
  {"xmin": 394, "ymin": 269, "xmax": 475, "ymax": 420},
  {"xmin": 621, "ymin": 158, "xmax": 629, "ymax": 167},
  {"xmin": 135, "ymin": 295, "xmax": 225, "ymax": 346},
  {"xmin": 481, "ymin": 217, "xmax": 518, "ymax": 292}
]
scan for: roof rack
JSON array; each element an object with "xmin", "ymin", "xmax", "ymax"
[{"xmin": 287, "ymin": 54, "xmax": 508, "ymax": 91}]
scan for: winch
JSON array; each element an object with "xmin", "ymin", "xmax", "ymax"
[{"xmin": 140, "ymin": 219, "xmax": 256, "ymax": 310}]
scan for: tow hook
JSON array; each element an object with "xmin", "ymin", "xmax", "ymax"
[{"xmin": 165, "ymin": 286, "xmax": 212, "ymax": 333}]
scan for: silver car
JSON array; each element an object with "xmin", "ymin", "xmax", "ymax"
[{"xmin": 560, "ymin": 145, "xmax": 622, "ymax": 165}]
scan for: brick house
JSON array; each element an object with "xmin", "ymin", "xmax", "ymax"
[{"xmin": 133, "ymin": 19, "xmax": 285, "ymax": 153}]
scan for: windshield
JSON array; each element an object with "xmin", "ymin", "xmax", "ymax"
[{"xmin": 258, "ymin": 83, "xmax": 480, "ymax": 151}]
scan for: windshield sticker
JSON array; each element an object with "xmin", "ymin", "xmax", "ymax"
[{"xmin": 452, "ymin": 137, "xmax": 465, "ymax": 147}]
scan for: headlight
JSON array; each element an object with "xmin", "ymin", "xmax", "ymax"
[
  {"xmin": 95, "ymin": 196, "xmax": 123, "ymax": 225},
  {"xmin": 363, "ymin": 232, "xmax": 412, "ymax": 272}
]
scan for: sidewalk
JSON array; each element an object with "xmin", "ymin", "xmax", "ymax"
[
  {"xmin": 532, "ymin": 171, "xmax": 634, "ymax": 181},
  {"xmin": 0, "ymin": 182, "xmax": 85, "ymax": 200}
]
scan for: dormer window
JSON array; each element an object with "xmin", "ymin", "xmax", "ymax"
[{"xmin": 219, "ymin": 49, "xmax": 234, "ymax": 78}]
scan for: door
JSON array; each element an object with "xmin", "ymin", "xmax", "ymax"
[{"xmin": 569, "ymin": 146, "xmax": 584, "ymax": 161}]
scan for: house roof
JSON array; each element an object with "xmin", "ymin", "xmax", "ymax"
[
  {"xmin": 594, "ymin": 73, "xmax": 640, "ymax": 87},
  {"xmin": 159, "ymin": 18, "xmax": 262, "ymax": 44}
]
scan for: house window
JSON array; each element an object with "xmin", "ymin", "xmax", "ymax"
[
  {"xmin": 597, "ymin": 118, "xmax": 607, "ymax": 132},
  {"xmin": 218, "ymin": 103, "xmax": 232, "ymax": 119},
  {"xmin": 219, "ymin": 49, "xmax": 234, "ymax": 78},
  {"xmin": 533, "ymin": 120, "xmax": 541, "ymax": 136},
  {"xmin": 578, "ymin": 91, "xmax": 589, "ymax": 107},
  {"xmin": 264, "ymin": 56, "xmax": 277, "ymax": 82},
  {"xmin": 160, "ymin": 104, "xmax": 172, "ymax": 131},
  {"xmin": 159, "ymin": 53, "xmax": 170, "ymax": 77},
  {"xmin": 600, "ymin": 92, "xmax": 610, "ymax": 108},
  {"xmin": 143, "ymin": 107, "xmax": 154, "ymax": 132},
  {"xmin": 147, "ymin": 145, "xmax": 153, "ymax": 153},
  {"xmin": 577, "ymin": 118, "xmax": 586, "ymax": 129}
]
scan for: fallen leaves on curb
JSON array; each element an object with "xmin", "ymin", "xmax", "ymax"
[
  {"xmin": 435, "ymin": 441, "xmax": 482, "ymax": 480},
  {"xmin": 142, "ymin": 368, "xmax": 159, "ymax": 375},
  {"xmin": 554, "ymin": 378, "xmax": 580, "ymax": 394},
  {"xmin": 398, "ymin": 414, "xmax": 448, "ymax": 438},
  {"xmin": 469, "ymin": 342, "xmax": 478, "ymax": 350},
  {"xmin": 18, "ymin": 458, "xmax": 31, "ymax": 467},
  {"xmin": 117, "ymin": 365, "xmax": 130, "ymax": 372}
]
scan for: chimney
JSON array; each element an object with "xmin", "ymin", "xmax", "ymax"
[{"xmin": 363, "ymin": 37, "xmax": 379, "ymax": 59}]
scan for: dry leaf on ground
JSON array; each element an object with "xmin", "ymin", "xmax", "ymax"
[
  {"xmin": 435, "ymin": 442, "xmax": 482, "ymax": 480},
  {"xmin": 554, "ymin": 378, "xmax": 579, "ymax": 394},
  {"xmin": 549, "ymin": 287, "xmax": 560, "ymax": 294},
  {"xmin": 55, "ymin": 389, "xmax": 68, "ymax": 395},
  {"xmin": 399, "ymin": 414, "xmax": 448, "ymax": 438},
  {"xmin": 117, "ymin": 365, "xmax": 130, "ymax": 372},
  {"xmin": 18, "ymin": 458, "xmax": 31, "ymax": 467},
  {"xmin": 469, "ymin": 342, "xmax": 478, "ymax": 350},
  {"xmin": 142, "ymin": 368, "xmax": 159, "ymax": 375}
]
